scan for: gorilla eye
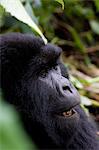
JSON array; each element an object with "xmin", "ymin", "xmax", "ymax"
[
  {"xmin": 57, "ymin": 108, "xmax": 77, "ymax": 118},
  {"xmin": 62, "ymin": 109, "xmax": 76, "ymax": 117}
]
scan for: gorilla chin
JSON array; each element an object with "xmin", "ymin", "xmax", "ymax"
[{"xmin": 0, "ymin": 33, "xmax": 99, "ymax": 150}]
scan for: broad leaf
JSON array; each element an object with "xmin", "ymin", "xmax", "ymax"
[
  {"xmin": 55, "ymin": 0, "xmax": 64, "ymax": 10},
  {"xmin": 90, "ymin": 20, "xmax": 99, "ymax": 35},
  {"xmin": 0, "ymin": 0, "xmax": 47, "ymax": 44}
]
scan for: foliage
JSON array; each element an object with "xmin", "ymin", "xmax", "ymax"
[
  {"xmin": 55, "ymin": 0, "xmax": 64, "ymax": 10},
  {"xmin": 0, "ymin": 0, "xmax": 99, "ymax": 146},
  {"xmin": 0, "ymin": 0, "xmax": 99, "ymax": 114},
  {"xmin": 0, "ymin": 0, "xmax": 47, "ymax": 43},
  {"xmin": 0, "ymin": 94, "xmax": 36, "ymax": 150}
]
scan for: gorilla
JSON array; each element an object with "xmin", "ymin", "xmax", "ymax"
[{"xmin": 0, "ymin": 33, "xmax": 99, "ymax": 150}]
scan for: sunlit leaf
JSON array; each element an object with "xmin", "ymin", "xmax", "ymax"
[
  {"xmin": 88, "ymin": 76, "xmax": 99, "ymax": 84},
  {"xmin": 70, "ymin": 75, "xmax": 83, "ymax": 89},
  {"xmin": 0, "ymin": 0, "xmax": 47, "ymax": 44},
  {"xmin": 81, "ymin": 95, "xmax": 99, "ymax": 107},
  {"xmin": 81, "ymin": 96, "xmax": 92, "ymax": 106},
  {"xmin": 55, "ymin": 0, "xmax": 64, "ymax": 10},
  {"xmin": 90, "ymin": 20, "xmax": 99, "ymax": 35}
]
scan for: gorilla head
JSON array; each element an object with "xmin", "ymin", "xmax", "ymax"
[{"xmin": 0, "ymin": 33, "xmax": 99, "ymax": 149}]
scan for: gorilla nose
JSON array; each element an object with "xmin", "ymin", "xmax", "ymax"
[{"xmin": 58, "ymin": 77, "xmax": 73, "ymax": 94}]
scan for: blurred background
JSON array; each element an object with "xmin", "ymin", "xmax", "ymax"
[{"xmin": 0, "ymin": 0, "xmax": 99, "ymax": 149}]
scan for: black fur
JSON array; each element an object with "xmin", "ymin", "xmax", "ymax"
[{"xmin": 0, "ymin": 33, "xmax": 99, "ymax": 150}]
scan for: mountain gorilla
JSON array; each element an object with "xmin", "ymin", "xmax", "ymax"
[{"xmin": 0, "ymin": 33, "xmax": 99, "ymax": 150}]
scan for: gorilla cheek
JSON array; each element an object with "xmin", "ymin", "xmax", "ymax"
[
  {"xmin": 40, "ymin": 109, "xmax": 79, "ymax": 147},
  {"xmin": 56, "ymin": 114, "xmax": 79, "ymax": 135}
]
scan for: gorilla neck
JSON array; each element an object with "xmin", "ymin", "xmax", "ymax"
[
  {"xmin": 22, "ymin": 115, "xmax": 98, "ymax": 150},
  {"xmin": 68, "ymin": 118, "xmax": 98, "ymax": 150},
  {"xmin": 22, "ymin": 117, "xmax": 59, "ymax": 149}
]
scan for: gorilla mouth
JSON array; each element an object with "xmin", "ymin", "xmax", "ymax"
[{"xmin": 59, "ymin": 108, "xmax": 76, "ymax": 118}]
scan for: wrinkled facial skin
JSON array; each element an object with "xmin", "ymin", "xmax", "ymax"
[
  {"xmin": 31, "ymin": 66, "xmax": 80, "ymax": 147},
  {"xmin": 0, "ymin": 33, "xmax": 99, "ymax": 150}
]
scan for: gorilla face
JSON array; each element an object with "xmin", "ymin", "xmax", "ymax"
[
  {"xmin": 1, "ymin": 33, "xmax": 98, "ymax": 149},
  {"xmin": 20, "ymin": 43, "xmax": 80, "ymax": 147},
  {"xmin": 33, "ymin": 66, "xmax": 80, "ymax": 146}
]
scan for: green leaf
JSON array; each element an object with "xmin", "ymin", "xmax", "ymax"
[
  {"xmin": 81, "ymin": 96, "xmax": 99, "ymax": 107},
  {"xmin": 80, "ymin": 104, "xmax": 89, "ymax": 116},
  {"xmin": 67, "ymin": 25, "xmax": 86, "ymax": 53},
  {"xmin": 81, "ymin": 96, "xmax": 92, "ymax": 106},
  {"xmin": 90, "ymin": 20, "xmax": 99, "ymax": 35},
  {"xmin": 0, "ymin": 99, "xmax": 35, "ymax": 150},
  {"xmin": 0, "ymin": 5, "xmax": 5, "ymax": 27},
  {"xmin": 55, "ymin": 0, "xmax": 64, "ymax": 10},
  {"xmin": 88, "ymin": 76, "xmax": 99, "ymax": 84},
  {"xmin": 0, "ymin": 0, "xmax": 47, "ymax": 44},
  {"xmin": 94, "ymin": 0, "xmax": 99, "ymax": 11},
  {"xmin": 25, "ymin": 1, "xmax": 38, "ymax": 24},
  {"xmin": 70, "ymin": 75, "xmax": 83, "ymax": 89}
]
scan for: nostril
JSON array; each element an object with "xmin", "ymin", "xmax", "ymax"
[
  {"xmin": 62, "ymin": 85, "xmax": 73, "ymax": 93},
  {"xmin": 63, "ymin": 86, "xmax": 68, "ymax": 91}
]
